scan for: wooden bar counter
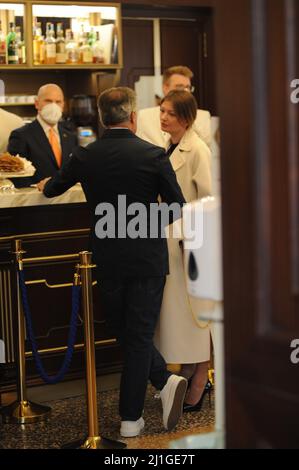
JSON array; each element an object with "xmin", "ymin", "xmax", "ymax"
[{"xmin": 0, "ymin": 184, "xmax": 122, "ymax": 394}]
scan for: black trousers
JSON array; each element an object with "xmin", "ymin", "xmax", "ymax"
[{"xmin": 98, "ymin": 276, "xmax": 171, "ymax": 421}]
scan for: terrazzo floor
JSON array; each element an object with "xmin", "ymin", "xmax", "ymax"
[{"xmin": 0, "ymin": 375, "xmax": 215, "ymax": 449}]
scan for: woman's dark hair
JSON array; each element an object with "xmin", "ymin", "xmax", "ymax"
[{"xmin": 161, "ymin": 90, "xmax": 197, "ymax": 128}]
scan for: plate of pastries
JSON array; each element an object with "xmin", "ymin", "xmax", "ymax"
[{"xmin": 0, "ymin": 152, "xmax": 36, "ymax": 177}]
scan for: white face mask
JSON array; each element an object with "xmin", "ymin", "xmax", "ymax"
[{"xmin": 40, "ymin": 102, "xmax": 62, "ymax": 125}]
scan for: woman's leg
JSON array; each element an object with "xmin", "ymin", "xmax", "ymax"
[
  {"xmin": 180, "ymin": 363, "xmax": 196, "ymax": 379},
  {"xmin": 184, "ymin": 361, "xmax": 209, "ymax": 405}
]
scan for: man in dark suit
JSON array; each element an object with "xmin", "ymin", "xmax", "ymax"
[
  {"xmin": 8, "ymin": 83, "xmax": 77, "ymax": 186},
  {"xmin": 38, "ymin": 87, "xmax": 188, "ymax": 438}
]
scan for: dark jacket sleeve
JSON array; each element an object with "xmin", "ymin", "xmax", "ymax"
[{"xmin": 43, "ymin": 147, "xmax": 81, "ymax": 198}]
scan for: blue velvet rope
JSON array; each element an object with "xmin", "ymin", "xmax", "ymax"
[{"xmin": 18, "ymin": 269, "xmax": 81, "ymax": 384}]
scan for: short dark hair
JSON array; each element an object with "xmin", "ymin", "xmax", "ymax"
[
  {"xmin": 98, "ymin": 87, "xmax": 136, "ymax": 127},
  {"xmin": 162, "ymin": 66, "xmax": 194, "ymax": 85},
  {"xmin": 161, "ymin": 90, "xmax": 197, "ymax": 128}
]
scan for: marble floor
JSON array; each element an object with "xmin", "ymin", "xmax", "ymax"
[{"xmin": 0, "ymin": 374, "xmax": 215, "ymax": 449}]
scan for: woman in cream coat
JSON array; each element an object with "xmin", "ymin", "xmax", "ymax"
[{"xmin": 154, "ymin": 90, "xmax": 213, "ymax": 411}]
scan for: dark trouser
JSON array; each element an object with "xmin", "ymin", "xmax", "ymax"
[{"xmin": 98, "ymin": 276, "xmax": 171, "ymax": 421}]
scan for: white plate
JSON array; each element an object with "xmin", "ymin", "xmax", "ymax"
[
  {"xmin": 0, "ymin": 170, "xmax": 35, "ymax": 177},
  {"xmin": 0, "ymin": 156, "xmax": 36, "ymax": 178}
]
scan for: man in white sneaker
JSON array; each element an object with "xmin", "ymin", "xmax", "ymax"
[
  {"xmin": 137, "ymin": 65, "xmax": 211, "ymax": 148},
  {"xmin": 39, "ymin": 87, "xmax": 188, "ymax": 438}
]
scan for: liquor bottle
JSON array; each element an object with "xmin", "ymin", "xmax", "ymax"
[
  {"xmin": 44, "ymin": 22, "xmax": 56, "ymax": 65},
  {"xmin": 87, "ymin": 27, "xmax": 96, "ymax": 47},
  {"xmin": 56, "ymin": 22, "xmax": 66, "ymax": 64},
  {"xmin": 33, "ymin": 22, "xmax": 44, "ymax": 64},
  {"xmin": 6, "ymin": 22, "xmax": 18, "ymax": 65},
  {"xmin": 0, "ymin": 21, "xmax": 6, "ymax": 64},
  {"xmin": 15, "ymin": 26, "xmax": 26, "ymax": 64},
  {"xmin": 92, "ymin": 31, "xmax": 104, "ymax": 64},
  {"xmin": 79, "ymin": 32, "xmax": 92, "ymax": 64},
  {"xmin": 110, "ymin": 26, "xmax": 118, "ymax": 64},
  {"xmin": 65, "ymin": 29, "xmax": 79, "ymax": 64}
]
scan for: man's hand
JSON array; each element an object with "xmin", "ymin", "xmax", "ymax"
[{"xmin": 37, "ymin": 177, "xmax": 51, "ymax": 192}]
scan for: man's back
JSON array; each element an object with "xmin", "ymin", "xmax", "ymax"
[
  {"xmin": 44, "ymin": 128, "xmax": 185, "ymax": 279},
  {"xmin": 79, "ymin": 129, "xmax": 167, "ymax": 206}
]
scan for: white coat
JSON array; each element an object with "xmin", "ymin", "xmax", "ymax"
[{"xmin": 154, "ymin": 128, "xmax": 214, "ymax": 363}]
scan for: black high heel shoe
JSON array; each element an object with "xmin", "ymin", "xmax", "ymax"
[{"xmin": 183, "ymin": 380, "xmax": 213, "ymax": 413}]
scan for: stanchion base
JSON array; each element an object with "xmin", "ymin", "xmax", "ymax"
[
  {"xmin": 62, "ymin": 436, "xmax": 127, "ymax": 449},
  {"xmin": 0, "ymin": 400, "xmax": 51, "ymax": 424}
]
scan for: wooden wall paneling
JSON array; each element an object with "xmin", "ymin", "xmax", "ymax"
[
  {"xmin": 119, "ymin": 0, "xmax": 215, "ymax": 7},
  {"xmin": 286, "ymin": 0, "xmax": 299, "ymax": 296},
  {"xmin": 0, "ymin": 70, "xmax": 66, "ymax": 95},
  {"xmin": 160, "ymin": 19, "xmax": 202, "ymax": 106},
  {"xmin": 202, "ymin": 11, "xmax": 217, "ymax": 114},
  {"xmin": 215, "ymin": 0, "xmax": 299, "ymax": 448},
  {"xmin": 119, "ymin": 19, "xmax": 154, "ymax": 88},
  {"xmin": 120, "ymin": 6, "xmax": 215, "ymax": 114}
]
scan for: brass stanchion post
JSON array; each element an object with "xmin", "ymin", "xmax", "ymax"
[
  {"xmin": 62, "ymin": 251, "xmax": 126, "ymax": 449},
  {"xmin": 0, "ymin": 239, "xmax": 51, "ymax": 424}
]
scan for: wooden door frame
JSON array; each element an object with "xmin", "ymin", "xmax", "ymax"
[{"xmin": 121, "ymin": 3, "xmax": 216, "ymax": 113}]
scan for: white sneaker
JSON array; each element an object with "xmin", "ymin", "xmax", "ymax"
[
  {"xmin": 120, "ymin": 417, "xmax": 145, "ymax": 437},
  {"xmin": 160, "ymin": 375, "xmax": 187, "ymax": 431}
]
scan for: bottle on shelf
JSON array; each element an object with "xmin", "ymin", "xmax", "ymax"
[
  {"xmin": 111, "ymin": 26, "xmax": 118, "ymax": 64},
  {"xmin": 92, "ymin": 31, "xmax": 104, "ymax": 64},
  {"xmin": 87, "ymin": 27, "xmax": 96, "ymax": 47},
  {"xmin": 33, "ymin": 21, "xmax": 45, "ymax": 64},
  {"xmin": 0, "ymin": 20, "xmax": 6, "ymax": 64},
  {"xmin": 77, "ymin": 24, "xmax": 85, "ymax": 50},
  {"xmin": 79, "ymin": 32, "xmax": 92, "ymax": 64},
  {"xmin": 7, "ymin": 22, "xmax": 19, "ymax": 65},
  {"xmin": 65, "ymin": 29, "xmax": 79, "ymax": 64},
  {"xmin": 2, "ymin": 9, "xmax": 119, "ymax": 68},
  {"xmin": 44, "ymin": 22, "xmax": 56, "ymax": 65},
  {"xmin": 15, "ymin": 26, "xmax": 26, "ymax": 64},
  {"xmin": 56, "ymin": 22, "xmax": 66, "ymax": 64}
]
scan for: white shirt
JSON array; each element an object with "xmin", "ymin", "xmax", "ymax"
[{"xmin": 37, "ymin": 114, "xmax": 61, "ymax": 150}]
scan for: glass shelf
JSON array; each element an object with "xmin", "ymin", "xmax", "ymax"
[
  {"xmin": 0, "ymin": 2, "xmax": 26, "ymax": 65},
  {"xmin": 0, "ymin": 102, "xmax": 34, "ymax": 105},
  {"xmin": 30, "ymin": 1, "xmax": 121, "ymax": 67},
  {"xmin": 0, "ymin": 1, "xmax": 122, "ymax": 69}
]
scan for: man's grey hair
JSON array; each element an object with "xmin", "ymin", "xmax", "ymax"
[{"xmin": 98, "ymin": 87, "xmax": 136, "ymax": 127}]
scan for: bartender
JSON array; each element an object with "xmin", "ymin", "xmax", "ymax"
[{"xmin": 7, "ymin": 83, "xmax": 77, "ymax": 186}]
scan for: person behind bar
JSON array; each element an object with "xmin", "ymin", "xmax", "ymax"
[
  {"xmin": 37, "ymin": 87, "xmax": 188, "ymax": 438},
  {"xmin": 7, "ymin": 83, "xmax": 77, "ymax": 186},
  {"xmin": 0, "ymin": 108, "xmax": 24, "ymax": 154},
  {"xmin": 137, "ymin": 65, "xmax": 212, "ymax": 148}
]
